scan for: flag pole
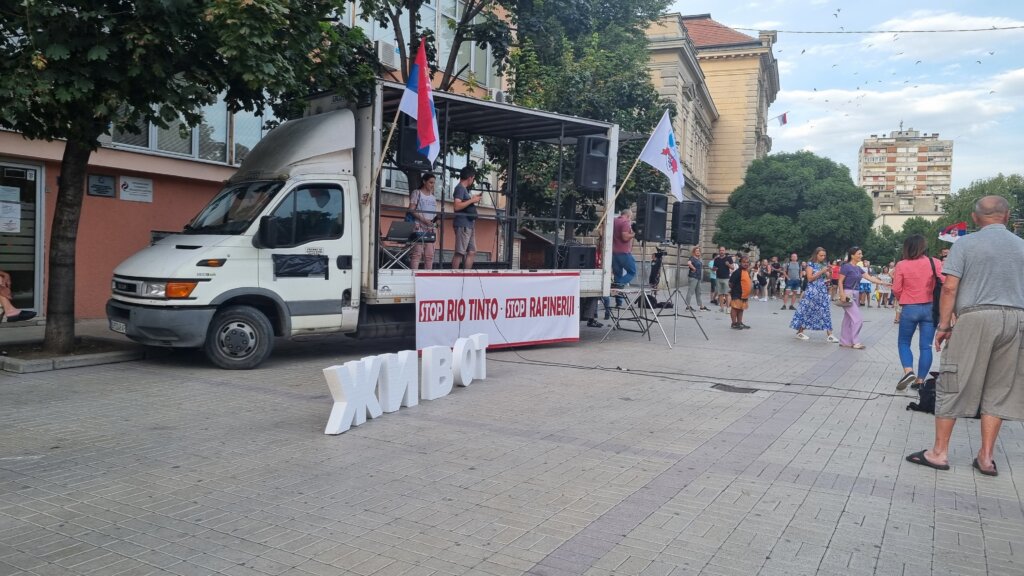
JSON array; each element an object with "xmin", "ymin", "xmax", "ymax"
[
  {"xmin": 594, "ymin": 153, "xmax": 644, "ymax": 231},
  {"xmin": 365, "ymin": 106, "xmax": 403, "ymax": 205}
]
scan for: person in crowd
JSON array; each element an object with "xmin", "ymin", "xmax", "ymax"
[
  {"xmin": 791, "ymin": 248, "xmax": 838, "ymax": 342},
  {"xmin": 830, "ymin": 260, "xmax": 842, "ymax": 301},
  {"xmin": 408, "ymin": 172, "xmax": 438, "ymax": 270},
  {"xmin": 768, "ymin": 256, "xmax": 781, "ymax": 301},
  {"xmin": 729, "ymin": 256, "xmax": 753, "ymax": 329},
  {"xmin": 906, "ymin": 196, "xmax": 1024, "ymax": 476},
  {"xmin": 0, "ymin": 270, "xmax": 36, "ymax": 322},
  {"xmin": 755, "ymin": 259, "xmax": 770, "ymax": 302},
  {"xmin": 876, "ymin": 265, "xmax": 893, "ymax": 309},
  {"xmin": 781, "ymin": 252, "xmax": 802, "ymax": 310},
  {"xmin": 683, "ymin": 246, "xmax": 709, "ymax": 312},
  {"xmin": 891, "ymin": 234, "xmax": 942, "ymax": 391},
  {"xmin": 836, "ymin": 248, "xmax": 890, "ymax": 349},
  {"xmin": 712, "ymin": 246, "xmax": 733, "ymax": 312},
  {"xmin": 450, "ymin": 166, "xmax": 481, "ymax": 270},
  {"xmin": 858, "ymin": 259, "xmax": 873, "ymax": 307},
  {"xmin": 708, "ymin": 260, "xmax": 717, "ymax": 303}
]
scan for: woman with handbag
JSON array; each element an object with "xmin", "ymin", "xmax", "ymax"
[
  {"xmin": 891, "ymin": 235, "xmax": 943, "ymax": 390},
  {"xmin": 408, "ymin": 172, "xmax": 438, "ymax": 270},
  {"xmin": 837, "ymin": 247, "xmax": 891, "ymax": 350}
]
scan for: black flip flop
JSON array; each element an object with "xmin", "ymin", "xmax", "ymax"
[
  {"xmin": 906, "ymin": 450, "xmax": 950, "ymax": 471},
  {"xmin": 972, "ymin": 458, "xmax": 998, "ymax": 477}
]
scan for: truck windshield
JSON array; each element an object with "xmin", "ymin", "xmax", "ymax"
[{"xmin": 184, "ymin": 181, "xmax": 283, "ymax": 235}]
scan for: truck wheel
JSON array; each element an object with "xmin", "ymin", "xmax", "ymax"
[{"xmin": 204, "ymin": 305, "xmax": 274, "ymax": 369}]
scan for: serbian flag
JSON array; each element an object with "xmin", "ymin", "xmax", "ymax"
[
  {"xmin": 777, "ymin": 112, "xmax": 788, "ymax": 126},
  {"xmin": 638, "ymin": 110, "xmax": 686, "ymax": 201},
  {"xmin": 399, "ymin": 39, "xmax": 440, "ymax": 164},
  {"xmin": 938, "ymin": 221, "xmax": 968, "ymax": 243}
]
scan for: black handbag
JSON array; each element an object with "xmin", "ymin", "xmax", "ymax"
[{"xmin": 927, "ymin": 256, "xmax": 942, "ymax": 324}]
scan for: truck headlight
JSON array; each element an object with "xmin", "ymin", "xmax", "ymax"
[{"xmin": 142, "ymin": 281, "xmax": 167, "ymax": 297}]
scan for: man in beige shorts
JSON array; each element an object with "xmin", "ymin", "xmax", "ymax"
[
  {"xmin": 906, "ymin": 196, "xmax": 1024, "ymax": 477},
  {"xmin": 451, "ymin": 166, "xmax": 480, "ymax": 270}
]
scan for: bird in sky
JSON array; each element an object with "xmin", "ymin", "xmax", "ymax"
[
  {"xmin": 976, "ymin": 60, "xmax": 982, "ymax": 64},
  {"xmin": 801, "ymin": 49, "xmax": 806, "ymax": 55},
  {"xmin": 915, "ymin": 60, "xmax": 922, "ymax": 65},
  {"xmin": 990, "ymin": 90, "xmax": 997, "ymax": 94},
  {"xmin": 988, "ymin": 51, "xmax": 995, "ymax": 55}
]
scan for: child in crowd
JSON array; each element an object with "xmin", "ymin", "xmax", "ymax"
[
  {"xmin": 729, "ymin": 256, "xmax": 753, "ymax": 329},
  {"xmin": 877, "ymin": 266, "xmax": 893, "ymax": 309}
]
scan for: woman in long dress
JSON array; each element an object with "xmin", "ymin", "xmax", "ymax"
[
  {"xmin": 837, "ymin": 247, "xmax": 891, "ymax": 349},
  {"xmin": 790, "ymin": 247, "xmax": 839, "ymax": 342}
]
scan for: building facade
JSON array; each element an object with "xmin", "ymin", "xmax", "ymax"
[
  {"xmin": 646, "ymin": 15, "xmax": 718, "ymax": 219},
  {"xmin": 647, "ymin": 14, "xmax": 779, "ymax": 253},
  {"xmin": 858, "ymin": 129, "xmax": 953, "ymax": 230}
]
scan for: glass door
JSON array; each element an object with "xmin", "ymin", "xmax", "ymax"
[{"xmin": 0, "ymin": 161, "xmax": 42, "ymax": 312}]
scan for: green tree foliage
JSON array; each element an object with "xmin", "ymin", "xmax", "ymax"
[
  {"xmin": 713, "ymin": 152, "xmax": 874, "ymax": 259},
  {"xmin": 497, "ymin": 0, "xmax": 670, "ymax": 237},
  {"xmin": 935, "ymin": 173, "xmax": 1023, "ymax": 231},
  {"xmin": 0, "ymin": 1, "xmax": 377, "ymax": 353},
  {"xmin": 899, "ymin": 216, "xmax": 944, "ymax": 257},
  {"xmin": 863, "ymin": 225, "xmax": 900, "ymax": 267}
]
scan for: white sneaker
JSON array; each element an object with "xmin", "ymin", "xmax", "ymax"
[
  {"xmin": 796, "ymin": 333, "xmax": 809, "ymax": 340},
  {"xmin": 826, "ymin": 335, "xmax": 840, "ymax": 343}
]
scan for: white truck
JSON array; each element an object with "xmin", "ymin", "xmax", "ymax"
[{"xmin": 106, "ymin": 83, "xmax": 620, "ymax": 368}]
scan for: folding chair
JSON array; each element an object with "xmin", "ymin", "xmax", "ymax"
[{"xmin": 380, "ymin": 220, "xmax": 417, "ymax": 269}]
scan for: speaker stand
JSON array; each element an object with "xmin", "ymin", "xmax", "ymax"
[
  {"xmin": 602, "ymin": 240, "xmax": 671, "ymax": 348},
  {"xmin": 660, "ymin": 244, "xmax": 709, "ymax": 343}
]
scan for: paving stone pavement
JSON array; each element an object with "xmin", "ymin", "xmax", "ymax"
[{"xmin": 1, "ymin": 299, "xmax": 1022, "ymax": 576}]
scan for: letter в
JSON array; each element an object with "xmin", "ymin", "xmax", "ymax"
[{"xmin": 420, "ymin": 345, "xmax": 454, "ymax": 401}]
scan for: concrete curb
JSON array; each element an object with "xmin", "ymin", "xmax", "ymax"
[{"xmin": 1, "ymin": 340, "xmax": 155, "ymax": 374}]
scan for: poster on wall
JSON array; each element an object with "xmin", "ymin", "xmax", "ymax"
[
  {"xmin": 0, "ymin": 201, "xmax": 21, "ymax": 233},
  {"xmin": 414, "ymin": 272, "xmax": 580, "ymax": 350},
  {"xmin": 0, "ymin": 185, "xmax": 19, "ymax": 203},
  {"xmin": 119, "ymin": 176, "xmax": 154, "ymax": 203},
  {"xmin": 88, "ymin": 174, "xmax": 116, "ymax": 198}
]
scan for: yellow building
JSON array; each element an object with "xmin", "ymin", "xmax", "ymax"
[{"xmin": 647, "ymin": 14, "xmax": 779, "ymax": 251}]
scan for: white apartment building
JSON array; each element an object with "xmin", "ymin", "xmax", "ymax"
[{"xmin": 858, "ymin": 129, "xmax": 953, "ymax": 230}]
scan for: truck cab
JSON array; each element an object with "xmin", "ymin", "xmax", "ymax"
[{"xmin": 107, "ymin": 110, "xmax": 362, "ymax": 369}]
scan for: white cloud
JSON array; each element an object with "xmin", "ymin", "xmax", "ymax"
[{"xmin": 860, "ymin": 11, "xmax": 1024, "ymax": 63}]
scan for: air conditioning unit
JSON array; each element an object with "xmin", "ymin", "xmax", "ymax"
[
  {"xmin": 376, "ymin": 40, "xmax": 398, "ymax": 70},
  {"xmin": 489, "ymin": 89, "xmax": 509, "ymax": 104}
]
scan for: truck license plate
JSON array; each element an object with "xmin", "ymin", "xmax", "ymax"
[{"xmin": 109, "ymin": 320, "xmax": 127, "ymax": 334}]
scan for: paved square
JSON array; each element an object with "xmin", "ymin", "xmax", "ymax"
[{"xmin": 1, "ymin": 300, "xmax": 1022, "ymax": 575}]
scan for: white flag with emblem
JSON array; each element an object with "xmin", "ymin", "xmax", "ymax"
[{"xmin": 638, "ymin": 110, "xmax": 686, "ymax": 202}]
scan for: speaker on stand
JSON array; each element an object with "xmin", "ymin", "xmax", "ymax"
[
  {"xmin": 634, "ymin": 192, "xmax": 668, "ymax": 243},
  {"xmin": 575, "ymin": 136, "xmax": 609, "ymax": 193},
  {"xmin": 665, "ymin": 200, "xmax": 709, "ymax": 342},
  {"xmin": 397, "ymin": 115, "xmax": 434, "ymax": 172},
  {"xmin": 671, "ymin": 201, "xmax": 702, "ymax": 246}
]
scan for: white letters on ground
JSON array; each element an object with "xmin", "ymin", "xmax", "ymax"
[{"xmin": 322, "ymin": 334, "xmax": 489, "ymax": 435}]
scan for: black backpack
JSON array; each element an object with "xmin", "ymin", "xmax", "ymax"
[{"xmin": 906, "ymin": 372, "xmax": 938, "ymax": 414}]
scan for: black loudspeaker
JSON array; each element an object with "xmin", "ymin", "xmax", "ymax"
[
  {"xmin": 635, "ymin": 193, "xmax": 668, "ymax": 243},
  {"xmin": 544, "ymin": 244, "xmax": 596, "ymax": 269},
  {"xmin": 671, "ymin": 201, "xmax": 702, "ymax": 245},
  {"xmin": 397, "ymin": 116, "xmax": 433, "ymax": 171},
  {"xmin": 575, "ymin": 136, "xmax": 609, "ymax": 192}
]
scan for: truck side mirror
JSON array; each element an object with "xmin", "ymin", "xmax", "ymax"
[{"xmin": 258, "ymin": 216, "xmax": 278, "ymax": 249}]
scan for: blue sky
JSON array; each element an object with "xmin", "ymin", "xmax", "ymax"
[{"xmin": 667, "ymin": 0, "xmax": 1024, "ymax": 192}]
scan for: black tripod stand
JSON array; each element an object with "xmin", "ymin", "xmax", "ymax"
[
  {"xmin": 602, "ymin": 239, "xmax": 672, "ymax": 348},
  {"xmin": 660, "ymin": 243, "xmax": 709, "ymax": 342}
]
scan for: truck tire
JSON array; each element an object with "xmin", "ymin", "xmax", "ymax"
[{"xmin": 204, "ymin": 305, "xmax": 274, "ymax": 369}]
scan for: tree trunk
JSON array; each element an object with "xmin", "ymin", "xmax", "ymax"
[{"xmin": 42, "ymin": 138, "xmax": 93, "ymax": 354}]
